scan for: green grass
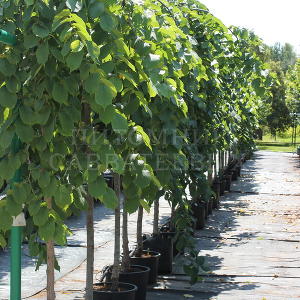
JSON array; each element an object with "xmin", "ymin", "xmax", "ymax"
[{"xmin": 256, "ymin": 134, "xmax": 300, "ymax": 152}]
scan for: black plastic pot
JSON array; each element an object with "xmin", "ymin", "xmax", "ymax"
[
  {"xmin": 130, "ymin": 250, "xmax": 161, "ymax": 284},
  {"xmin": 93, "ymin": 282, "xmax": 137, "ymax": 300},
  {"xmin": 143, "ymin": 233, "xmax": 173, "ymax": 274},
  {"xmin": 220, "ymin": 178, "xmax": 226, "ymax": 195},
  {"xmin": 208, "ymin": 198, "xmax": 213, "ymax": 215},
  {"xmin": 225, "ymin": 173, "xmax": 232, "ymax": 192},
  {"xmin": 231, "ymin": 167, "xmax": 238, "ymax": 181},
  {"xmin": 191, "ymin": 202, "xmax": 206, "ymax": 230},
  {"xmin": 203, "ymin": 201, "xmax": 209, "ymax": 219},
  {"xmin": 119, "ymin": 265, "xmax": 150, "ymax": 300},
  {"xmin": 212, "ymin": 181, "xmax": 220, "ymax": 209},
  {"xmin": 236, "ymin": 165, "xmax": 241, "ymax": 177}
]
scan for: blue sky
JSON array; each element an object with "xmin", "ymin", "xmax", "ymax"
[{"xmin": 200, "ymin": 0, "xmax": 300, "ymax": 55}]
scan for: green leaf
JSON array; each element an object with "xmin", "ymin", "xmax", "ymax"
[
  {"xmin": 102, "ymin": 187, "xmax": 118, "ymax": 209},
  {"xmin": 0, "ymin": 127, "xmax": 14, "ymax": 149},
  {"xmin": 58, "ymin": 110, "xmax": 74, "ymax": 136},
  {"xmin": 88, "ymin": 176, "xmax": 106, "ymax": 199},
  {"xmin": 38, "ymin": 171, "xmax": 51, "ymax": 189},
  {"xmin": 0, "ymin": 59, "xmax": 16, "ymax": 76},
  {"xmin": 12, "ymin": 183, "xmax": 29, "ymax": 205},
  {"xmin": 0, "ymin": 208, "xmax": 13, "ymax": 230},
  {"xmin": 36, "ymin": 42, "xmax": 49, "ymax": 65},
  {"xmin": 111, "ymin": 111, "xmax": 128, "ymax": 134},
  {"xmin": 66, "ymin": 51, "xmax": 84, "ymax": 71},
  {"xmin": 110, "ymin": 77, "xmax": 123, "ymax": 92},
  {"xmin": 6, "ymin": 195, "xmax": 23, "ymax": 216},
  {"xmin": 135, "ymin": 126, "xmax": 152, "ymax": 150},
  {"xmin": 114, "ymin": 38, "xmax": 130, "ymax": 56},
  {"xmin": 95, "ymin": 79, "xmax": 117, "ymax": 108},
  {"xmin": 70, "ymin": 40, "xmax": 82, "ymax": 52},
  {"xmin": 24, "ymin": 35, "xmax": 39, "ymax": 49},
  {"xmin": 0, "ymin": 86, "xmax": 17, "ymax": 108},
  {"xmin": 15, "ymin": 119, "xmax": 35, "ymax": 143},
  {"xmin": 0, "ymin": 234, "xmax": 7, "ymax": 248},
  {"xmin": 84, "ymin": 73, "xmax": 98, "ymax": 94},
  {"xmin": 52, "ymin": 82, "xmax": 68, "ymax": 104},
  {"xmin": 86, "ymin": 41, "xmax": 100, "ymax": 61},
  {"xmin": 28, "ymin": 200, "xmax": 42, "ymax": 216},
  {"xmin": 140, "ymin": 199, "xmax": 150, "ymax": 213},
  {"xmin": 98, "ymin": 105, "xmax": 114, "ymax": 125},
  {"xmin": 100, "ymin": 13, "xmax": 117, "ymax": 32},
  {"xmin": 6, "ymin": 77, "xmax": 20, "ymax": 93},
  {"xmin": 136, "ymin": 169, "xmax": 151, "ymax": 188},
  {"xmin": 33, "ymin": 205, "xmax": 49, "ymax": 226},
  {"xmin": 39, "ymin": 218, "xmax": 55, "ymax": 241},
  {"xmin": 88, "ymin": 1, "xmax": 105, "ymax": 18},
  {"xmin": 54, "ymin": 223, "xmax": 68, "ymax": 245},
  {"xmin": 32, "ymin": 23, "xmax": 50, "ymax": 38},
  {"xmin": 54, "ymin": 185, "xmax": 73, "ymax": 210}
]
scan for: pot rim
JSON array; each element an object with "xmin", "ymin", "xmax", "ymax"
[
  {"xmin": 120, "ymin": 264, "xmax": 150, "ymax": 275},
  {"xmin": 93, "ymin": 281, "xmax": 138, "ymax": 293}
]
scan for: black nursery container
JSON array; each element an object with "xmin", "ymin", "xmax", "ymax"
[
  {"xmin": 212, "ymin": 180, "xmax": 220, "ymax": 209},
  {"xmin": 118, "ymin": 265, "xmax": 150, "ymax": 300},
  {"xmin": 143, "ymin": 233, "xmax": 173, "ymax": 274},
  {"xmin": 130, "ymin": 250, "xmax": 161, "ymax": 284},
  {"xmin": 191, "ymin": 202, "xmax": 206, "ymax": 229},
  {"xmin": 93, "ymin": 282, "xmax": 137, "ymax": 300}
]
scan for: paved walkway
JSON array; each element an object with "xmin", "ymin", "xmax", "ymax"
[{"xmin": 152, "ymin": 151, "xmax": 300, "ymax": 299}]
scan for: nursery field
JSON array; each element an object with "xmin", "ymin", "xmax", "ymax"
[{"xmin": 256, "ymin": 133, "xmax": 300, "ymax": 152}]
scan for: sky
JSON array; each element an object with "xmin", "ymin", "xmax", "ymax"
[{"xmin": 200, "ymin": 0, "xmax": 300, "ymax": 55}]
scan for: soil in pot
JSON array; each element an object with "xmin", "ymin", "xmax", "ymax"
[
  {"xmin": 93, "ymin": 282, "xmax": 137, "ymax": 300},
  {"xmin": 118, "ymin": 265, "xmax": 150, "ymax": 300},
  {"xmin": 191, "ymin": 202, "xmax": 206, "ymax": 230},
  {"xmin": 130, "ymin": 250, "xmax": 161, "ymax": 284},
  {"xmin": 143, "ymin": 233, "xmax": 173, "ymax": 274}
]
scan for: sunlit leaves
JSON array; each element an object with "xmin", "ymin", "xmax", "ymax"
[{"xmin": 95, "ymin": 79, "xmax": 117, "ymax": 108}]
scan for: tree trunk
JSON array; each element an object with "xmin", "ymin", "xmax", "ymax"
[
  {"xmin": 121, "ymin": 198, "xmax": 130, "ymax": 272},
  {"xmin": 86, "ymin": 194, "xmax": 94, "ymax": 300},
  {"xmin": 111, "ymin": 173, "xmax": 121, "ymax": 291},
  {"xmin": 45, "ymin": 197, "xmax": 55, "ymax": 300},
  {"xmin": 170, "ymin": 204, "xmax": 175, "ymax": 232},
  {"xmin": 82, "ymin": 103, "xmax": 94, "ymax": 299},
  {"xmin": 136, "ymin": 206, "xmax": 144, "ymax": 257},
  {"xmin": 153, "ymin": 199, "xmax": 159, "ymax": 235}
]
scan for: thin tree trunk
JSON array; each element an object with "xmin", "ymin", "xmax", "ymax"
[
  {"xmin": 170, "ymin": 204, "xmax": 175, "ymax": 232},
  {"xmin": 153, "ymin": 199, "xmax": 159, "ymax": 235},
  {"xmin": 82, "ymin": 103, "xmax": 94, "ymax": 299},
  {"xmin": 208, "ymin": 154, "xmax": 213, "ymax": 185},
  {"xmin": 45, "ymin": 197, "xmax": 55, "ymax": 300},
  {"xmin": 86, "ymin": 194, "xmax": 94, "ymax": 299},
  {"xmin": 136, "ymin": 206, "xmax": 143, "ymax": 257},
  {"xmin": 111, "ymin": 173, "xmax": 121, "ymax": 290},
  {"xmin": 121, "ymin": 198, "xmax": 130, "ymax": 272}
]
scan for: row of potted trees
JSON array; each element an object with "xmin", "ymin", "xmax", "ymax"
[
  {"xmin": 0, "ymin": 0, "xmax": 264, "ymax": 300},
  {"xmin": 92, "ymin": 151, "xmax": 245, "ymax": 300}
]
